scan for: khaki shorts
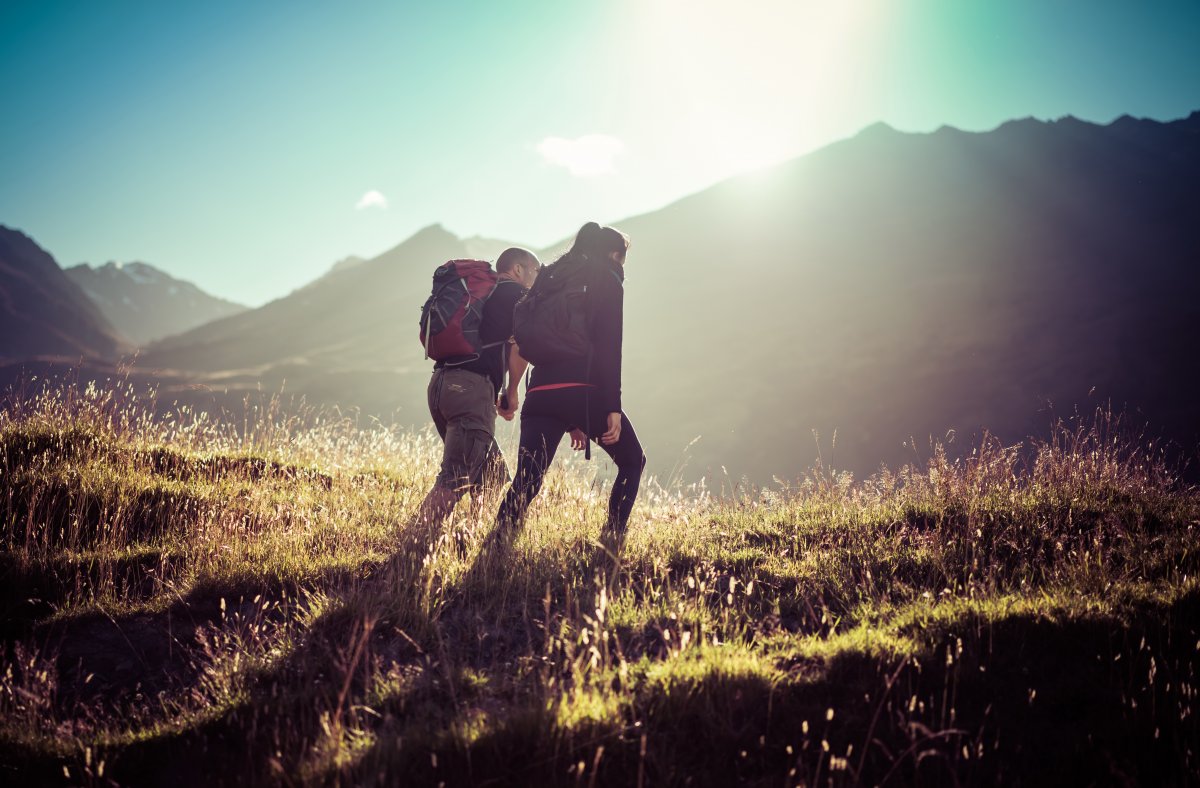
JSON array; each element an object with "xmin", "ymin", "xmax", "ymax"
[{"xmin": 428, "ymin": 368, "xmax": 508, "ymax": 491}]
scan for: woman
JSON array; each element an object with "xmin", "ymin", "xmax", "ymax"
[{"xmin": 495, "ymin": 222, "xmax": 646, "ymax": 549}]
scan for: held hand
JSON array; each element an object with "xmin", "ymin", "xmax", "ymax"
[
  {"xmin": 497, "ymin": 388, "xmax": 519, "ymax": 421},
  {"xmin": 600, "ymin": 412, "xmax": 622, "ymax": 445},
  {"xmin": 569, "ymin": 428, "xmax": 588, "ymax": 451}
]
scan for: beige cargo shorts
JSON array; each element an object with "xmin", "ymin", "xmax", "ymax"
[{"xmin": 427, "ymin": 367, "xmax": 509, "ymax": 491}]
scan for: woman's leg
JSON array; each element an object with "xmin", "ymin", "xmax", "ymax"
[
  {"xmin": 595, "ymin": 412, "xmax": 647, "ymax": 537},
  {"xmin": 495, "ymin": 414, "xmax": 567, "ymax": 536}
]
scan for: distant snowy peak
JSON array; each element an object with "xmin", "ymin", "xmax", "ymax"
[
  {"xmin": 91, "ymin": 260, "xmax": 169, "ymax": 286},
  {"xmin": 66, "ymin": 261, "xmax": 248, "ymax": 346}
]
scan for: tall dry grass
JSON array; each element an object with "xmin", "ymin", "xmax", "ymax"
[{"xmin": 0, "ymin": 382, "xmax": 1197, "ymax": 786}]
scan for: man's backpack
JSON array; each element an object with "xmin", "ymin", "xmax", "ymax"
[
  {"xmin": 418, "ymin": 259, "xmax": 502, "ymax": 362},
  {"xmin": 512, "ymin": 257, "xmax": 594, "ymax": 365}
]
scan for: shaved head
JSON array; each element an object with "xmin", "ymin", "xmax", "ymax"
[{"xmin": 496, "ymin": 247, "xmax": 537, "ymax": 274}]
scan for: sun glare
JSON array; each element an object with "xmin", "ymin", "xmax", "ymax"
[{"xmin": 627, "ymin": 0, "xmax": 889, "ymax": 174}]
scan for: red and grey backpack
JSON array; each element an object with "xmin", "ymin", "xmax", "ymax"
[{"xmin": 418, "ymin": 259, "xmax": 503, "ymax": 362}]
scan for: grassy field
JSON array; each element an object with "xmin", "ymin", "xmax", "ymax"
[{"xmin": 1, "ymin": 384, "xmax": 1197, "ymax": 786}]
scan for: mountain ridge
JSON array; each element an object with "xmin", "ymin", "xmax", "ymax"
[
  {"xmin": 0, "ymin": 226, "xmax": 127, "ymax": 361},
  {"xmin": 140, "ymin": 223, "xmax": 517, "ymax": 373}
]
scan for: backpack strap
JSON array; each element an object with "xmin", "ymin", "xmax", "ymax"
[
  {"xmin": 584, "ymin": 344, "xmax": 593, "ymax": 461},
  {"xmin": 583, "ymin": 264, "xmax": 620, "ymax": 460}
]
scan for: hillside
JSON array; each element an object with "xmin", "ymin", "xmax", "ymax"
[
  {"xmin": 0, "ymin": 227, "xmax": 127, "ymax": 361},
  {"xmin": 0, "ymin": 386, "xmax": 1196, "ymax": 785},
  {"xmin": 128, "ymin": 112, "xmax": 1200, "ymax": 483},
  {"xmin": 604, "ymin": 112, "xmax": 1200, "ymax": 482},
  {"xmin": 65, "ymin": 261, "xmax": 248, "ymax": 345},
  {"xmin": 141, "ymin": 225, "xmax": 519, "ymax": 373}
]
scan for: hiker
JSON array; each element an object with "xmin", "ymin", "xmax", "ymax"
[
  {"xmin": 415, "ymin": 247, "xmax": 540, "ymax": 532},
  {"xmin": 494, "ymin": 222, "xmax": 646, "ymax": 553}
]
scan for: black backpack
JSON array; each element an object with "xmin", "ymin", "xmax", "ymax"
[{"xmin": 512, "ymin": 257, "xmax": 594, "ymax": 365}]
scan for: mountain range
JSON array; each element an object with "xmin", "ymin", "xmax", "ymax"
[
  {"xmin": 3, "ymin": 111, "xmax": 1198, "ymax": 483},
  {"xmin": 600, "ymin": 112, "xmax": 1200, "ymax": 480},
  {"xmin": 65, "ymin": 261, "xmax": 247, "ymax": 345}
]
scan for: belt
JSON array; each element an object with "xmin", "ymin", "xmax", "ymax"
[
  {"xmin": 527, "ymin": 382, "xmax": 595, "ymax": 394},
  {"xmin": 434, "ymin": 365, "xmax": 488, "ymax": 378}
]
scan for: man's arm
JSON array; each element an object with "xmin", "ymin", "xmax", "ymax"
[
  {"xmin": 498, "ymin": 340, "xmax": 528, "ymax": 420},
  {"xmin": 492, "ymin": 281, "xmax": 528, "ymax": 420}
]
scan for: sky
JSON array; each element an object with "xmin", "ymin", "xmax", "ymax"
[{"xmin": 2, "ymin": 1, "xmax": 1198, "ymax": 306}]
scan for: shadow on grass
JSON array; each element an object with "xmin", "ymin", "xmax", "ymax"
[
  {"xmin": 3, "ymin": 579, "xmax": 1196, "ymax": 786},
  {"xmin": 3, "ymin": 504, "xmax": 1197, "ymax": 788},
  {"xmin": 1, "ymin": 565, "xmax": 361, "ymax": 724},
  {"xmin": 340, "ymin": 587, "xmax": 1200, "ymax": 787},
  {"xmin": 0, "ymin": 547, "xmax": 186, "ymax": 641}
]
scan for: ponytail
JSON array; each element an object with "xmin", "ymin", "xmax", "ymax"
[{"xmin": 564, "ymin": 221, "xmax": 629, "ymax": 264}]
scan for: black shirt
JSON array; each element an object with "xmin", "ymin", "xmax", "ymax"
[{"xmin": 436, "ymin": 279, "xmax": 524, "ymax": 394}]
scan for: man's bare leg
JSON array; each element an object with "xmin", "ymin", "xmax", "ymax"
[{"xmin": 414, "ymin": 483, "xmax": 461, "ymax": 542}]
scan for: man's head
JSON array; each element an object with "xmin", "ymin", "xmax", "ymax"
[{"xmin": 496, "ymin": 247, "xmax": 540, "ymax": 288}]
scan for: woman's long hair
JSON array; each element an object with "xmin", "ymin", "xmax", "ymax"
[{"xmin": 559, "ymin": 221, "xmax": 629, "ymax": 265}]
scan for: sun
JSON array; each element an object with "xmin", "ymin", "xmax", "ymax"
[{"xmin": 624, "ymin": 0, "xmax": 891, "ymax": 175}]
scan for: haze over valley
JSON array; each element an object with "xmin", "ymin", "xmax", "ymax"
[{"xmin": 4, "ymin": 111, "xmax": 1198, "ymax": 484}]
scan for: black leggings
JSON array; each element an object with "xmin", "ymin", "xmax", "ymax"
[{"xmin": 496, "ymin": 387, "xmax": 646, "ymax": 535}]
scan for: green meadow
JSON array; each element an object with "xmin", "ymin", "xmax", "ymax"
[{"xmin": 1, "ymin": 385, "xmax": 1197, "ymax": 786}]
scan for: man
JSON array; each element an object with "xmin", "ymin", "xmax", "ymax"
[{"xmin": 415, "ymin": 247, "xmax": 540, "ymax": 532}]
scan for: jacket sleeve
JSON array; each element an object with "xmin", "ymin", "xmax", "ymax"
[{"xmin": 590, "ymin": 268, "xmax": 624, "ymax": 413}]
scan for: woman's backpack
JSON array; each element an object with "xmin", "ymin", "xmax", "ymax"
[
  {"xmin": 418, "ymin": 259, "xmax": 501, "ymax": 362},
  {"xmin": 512, "ymin": 257, "xmax": 593, "ymax": 365}
]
